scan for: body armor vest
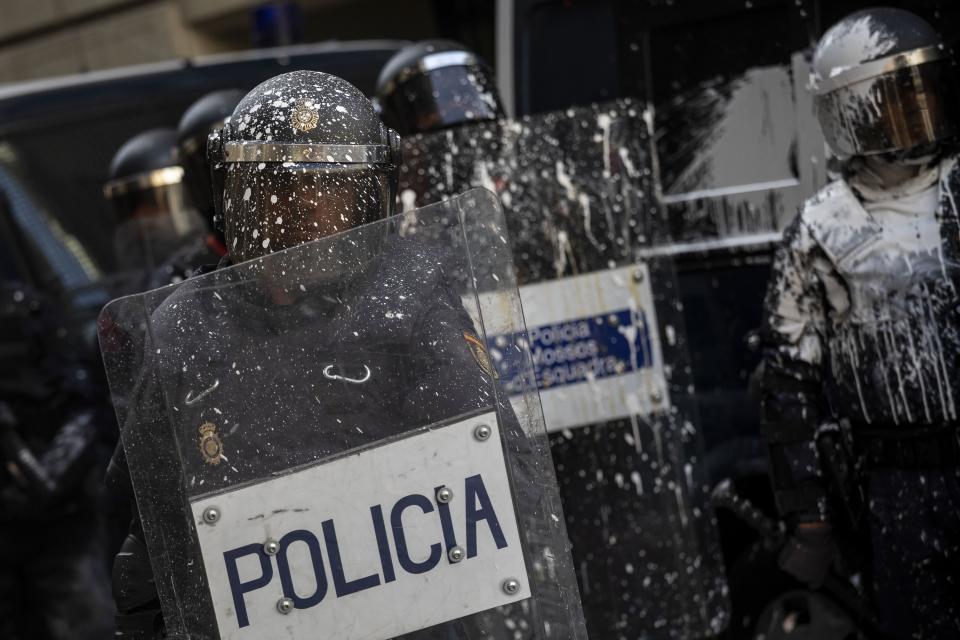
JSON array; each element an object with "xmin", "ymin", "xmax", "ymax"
[{"xmin": 807, "ymin": 157, "xmax": 960, "ymax": 426}]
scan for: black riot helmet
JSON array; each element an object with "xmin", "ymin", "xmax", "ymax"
[
  {"xmin": 812, "ymin": 7, "xmax": 959, "ymax": 157},
  {"xmin": 176, "ymin": 89, "xmax": 244, "ymax": 238},
  {"xmin": 375, "ymin": 40, "xmax": 504, "ymax": 136},
  {"xmin": 104, "ymin": 128, "xmax": 205, "ymax": 272},
  {"xmin": 208, "ymin": 70, "xmax": 402, "ymax": 264}
]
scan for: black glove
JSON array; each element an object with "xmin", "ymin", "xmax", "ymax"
[{"xmin": 778, "ymin": 523, "xmax": 835, "ymax": 588}]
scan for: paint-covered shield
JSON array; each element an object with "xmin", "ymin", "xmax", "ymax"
[
  {"xmin": 399, "ymin": 100, "xmax": 730, "ymax": 638},
  {"xmin": 98, "ymin": 190, "xmax": 587, "ymax": 640}
]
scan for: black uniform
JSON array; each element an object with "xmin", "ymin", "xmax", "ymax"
[{"xmin": 762, "ymin": 156, "xmax": 960, "ymax": 637}]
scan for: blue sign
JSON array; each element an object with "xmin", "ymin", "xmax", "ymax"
[{"xmin": 494, "ymin": 308, "xmax": 655, "ymax": 394}]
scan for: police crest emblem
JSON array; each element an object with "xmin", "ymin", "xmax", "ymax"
[
  {"xmin": 198, "ymin": 422, "xmax": 223, "ymax": 465},
  {"xmin": 463, "ymin": 331, "xmax": 495, "ymax": 377},
  {"xmin": 291, "ymin": 100, "xmax": 319, "ymax": 133}
]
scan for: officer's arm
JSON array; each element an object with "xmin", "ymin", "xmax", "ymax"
[{"xmin": 760, "ymin": 217, "xmax": 832, "ymax": 524}]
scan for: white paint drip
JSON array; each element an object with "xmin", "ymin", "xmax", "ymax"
[{"xmin": 597, "ymin": 113, "xmax": 612, "ymax": 177}]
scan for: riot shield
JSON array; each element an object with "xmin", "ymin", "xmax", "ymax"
[
  {"xmin": 99, "ymin": 189, "xmax": 587, "ymax": 640},
  {"xmin": 399, "ymin": 100, "xmax": 730, "ymax": 637}
]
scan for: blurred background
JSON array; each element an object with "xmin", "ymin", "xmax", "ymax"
[
  {"xmin": 1, "ymin": 0, "xmax": 956, "ymax": 278},
  {"xmin": 0, "ymin": 0, "xmax": 955, "ymax": 274}
]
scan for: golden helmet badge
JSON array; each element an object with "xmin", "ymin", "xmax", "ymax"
[
  {"xmin": 198, "ymin": 422, "xmax": 224, "ymax": 465},
  {"xmin": 291, "ymin": 100, "xmax": 319, "ymax": 133}
]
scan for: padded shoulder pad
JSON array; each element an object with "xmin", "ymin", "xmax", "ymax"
[{"xmin": 801, "ymin": 181, "xmax": 882, "ymax": 268}]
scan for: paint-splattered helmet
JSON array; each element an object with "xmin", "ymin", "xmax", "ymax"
[
  {"xmin": 812, "ymin": 7, "xmax": 958, "ymax": 157},
  {"xmin": 376, "ymin": 40, "xmax": 504, "ymax": 136},
  {"xmin": 208, "ymin": 70, "xmax": 402, "ymax": 263},
  {"xmin": 105, "ymin": 128, "xmax": 205, "ymax": 271}
]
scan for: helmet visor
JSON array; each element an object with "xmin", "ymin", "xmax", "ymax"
[
  {"xmin": 109, "ymin": 182, "xmax": 206, "ymax": 272},
  {"xmin": 382, "ymin": 65, "xmax": 503, "ymax": 135},
  {"xmin": 816, "ymin": 59, "xmax": 959, "ymax": 156},
  {"xmin": 222, "ymin": 162, "xmax": 390, "ymax": 264}
]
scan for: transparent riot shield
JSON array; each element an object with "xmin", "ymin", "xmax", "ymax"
[
  {"xmin": 99, "ymin": 189, "xmax": 587, "ymax": 640},
  {"xmin": 399, "ymin": 100, "xmax": 730, "ymax": 638}
]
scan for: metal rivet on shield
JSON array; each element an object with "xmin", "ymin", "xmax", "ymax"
[
  {"xmin": 263, "ymin": 539, "xmax": 280, "ymax": 556},
  {"xmin": 202, "ymin": 507, "xmax": 220, "ymax": 525},
  {"xmin": 448, "ymin": 546, "xmax": 465, "ymax": 563},
  {"xmin": 436, "ymin": 486, "xmax": 454, "ymax": 503},
  {"xmin": 650, "ymin": 389, "xmax": 663, "ymax": 404},
  {"xmin": 501, "ymin": 578, "xmax": 521, "ymax": 596},
  {"xmin": 474, "ymin": 424, "xmax": 492, "ymax": 441},
  {"xmin": 276, "ymin": 597, "xmax": 294, "ymax": 614},
  {"xmin": 632, "ymin": 268, "xmax": 645, "ymax": 283}
]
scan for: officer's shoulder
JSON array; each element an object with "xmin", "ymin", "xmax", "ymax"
[
  {"xmin": 147, "ymin": 277, "xmax": 213, "ymax": 343},
  {"xmin": 798, "ymin": 180, "xmax": 850, "ymax": 226},
  {"xmin": 800, "ymin": 180, "xmax": 848, "ymax": 221},
  {"xmin": 774, "ymin": 181, "xmax": 848, "ymax": 248}
]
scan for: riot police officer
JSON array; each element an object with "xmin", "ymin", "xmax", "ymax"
[
  {"xmin": 106, "ymin": 70, "xmax": 526, "ymax": 638},
  {"xmin": 104, "ymin": 128, "xmax": 212, "ymax": 290},
  {"xmin": 375, "ymin": 39, "xmax": 504, "ymax": 136},
  {"xmin": 176, "ymin": 88, "xmax": 244, "ymax": 250},
  {"xmin": 760, "ymin": 8, "xmax": 960, "ymax": 638},
  {"xmin": 100, "ymin": 127, "xmax": 226, "ymax": 561}
]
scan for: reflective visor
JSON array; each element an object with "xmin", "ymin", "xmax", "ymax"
[
  {"xmin": 108, "ymin": 182, "xmax": 205, "ymax": 272},
  {"xmin": 223, "ymin": 162, "xmax": 390, "ymax": 264},
  {"xmin": 816, "ymin": 60, "xmax": 959, "ymax": 156},
  {"xmin": 381, "ymin": 65, "xmax": 502, "ymax": 135}
]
